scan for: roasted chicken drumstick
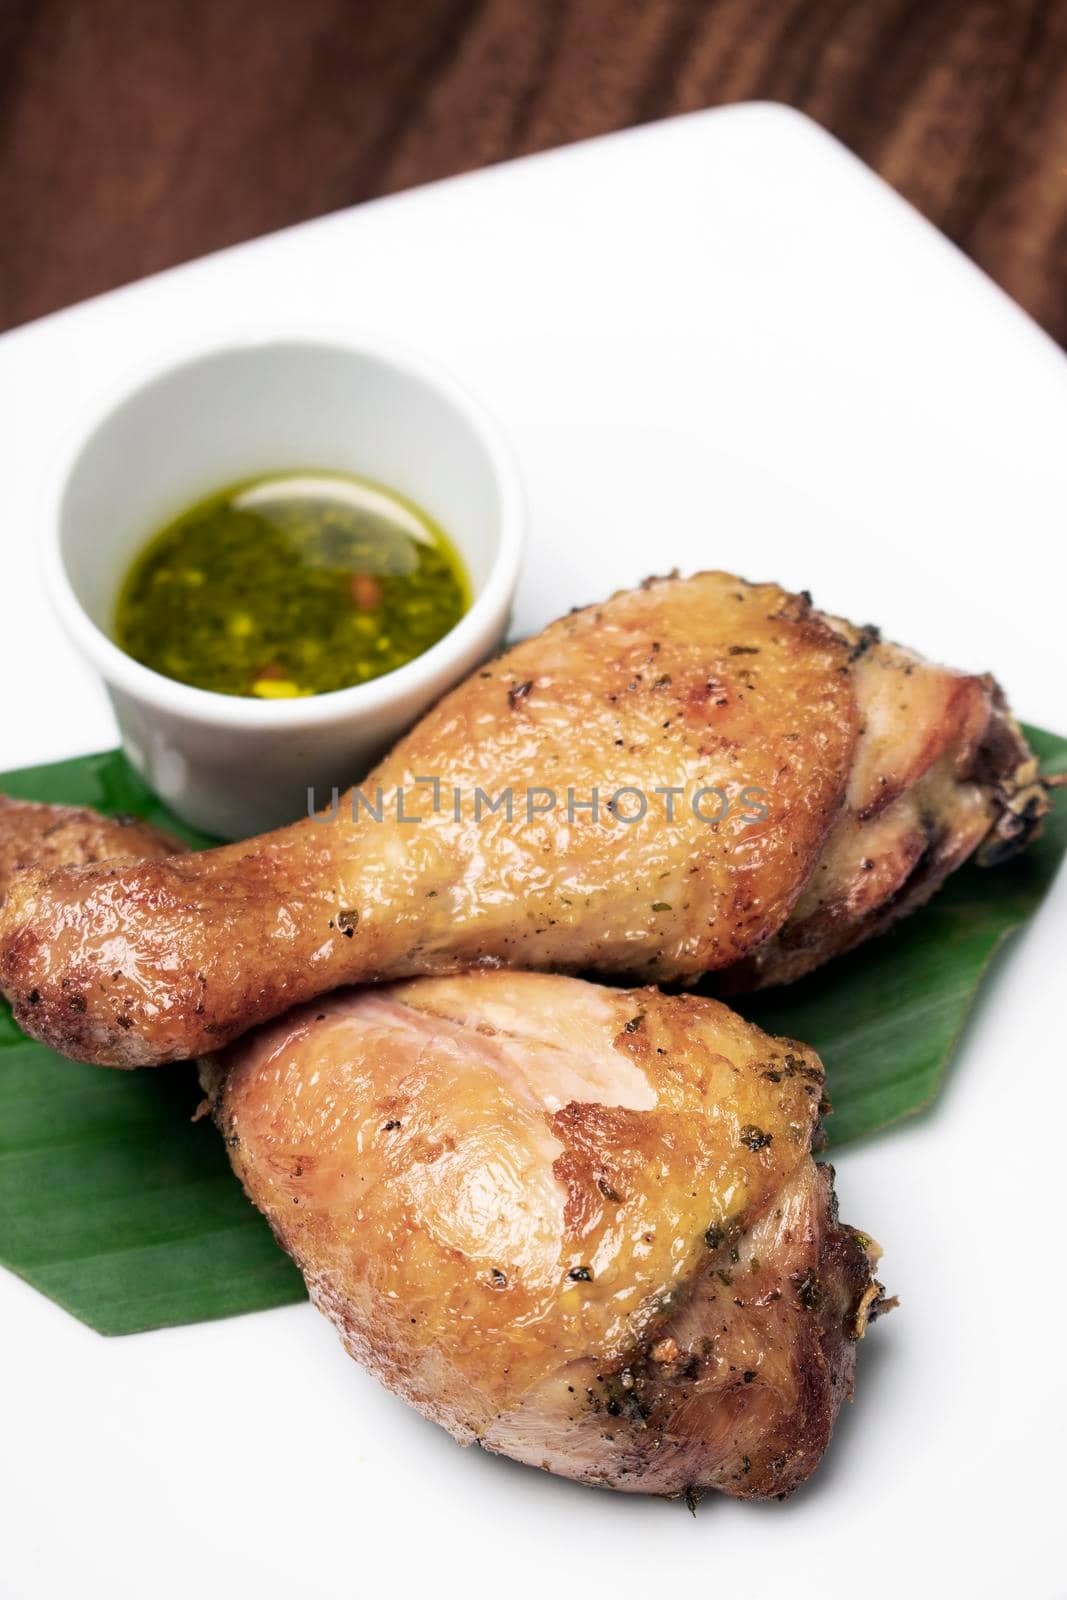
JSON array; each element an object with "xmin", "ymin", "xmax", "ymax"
[
  {"xmin": 201, "ymin": 970, "xmax": 887, "ymax": 1499},
  {"xmin": 0, "ymin": 571, "xmax": 1044, "ymax": 1067},
  {"xmin": 0, "ymin": 799, "xmax": 887, "ymax": 1498}
]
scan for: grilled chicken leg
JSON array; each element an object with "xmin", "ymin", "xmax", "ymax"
[
  {"xmin": 0, "ymin": 571, "xmax": 1044, "ymax": 1067},
  {"xmin": 0, "ymin": 792, "xmax": 888, "ymax": 1497},
  {"xmin": 201, "ymin": 970, "xmax": 887, "ymax": 1499}
]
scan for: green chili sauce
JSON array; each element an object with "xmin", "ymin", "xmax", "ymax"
[{"xmin": 114, "ymin": 472, "xmax": 470, "ymax": 698}]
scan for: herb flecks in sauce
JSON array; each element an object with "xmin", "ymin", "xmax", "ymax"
[{"xmin": 115, "ymin": 472, "xmax": 469, "ymax": 698}]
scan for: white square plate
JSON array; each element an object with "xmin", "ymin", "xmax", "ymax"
[{"xmin": 3, "ymin": 104, "xmax": 1065, "ymax": 1600}]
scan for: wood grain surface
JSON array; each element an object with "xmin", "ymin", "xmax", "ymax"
[{"xmin": 3, "ymin": 0, "xmax": 1066, "ymax": 343}]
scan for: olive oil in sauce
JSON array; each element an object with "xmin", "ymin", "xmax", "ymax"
[{"xmin": 114, "ymin": 472, "xmax": 470, "ymax": 698}]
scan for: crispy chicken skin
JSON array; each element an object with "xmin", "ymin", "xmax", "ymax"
[
  {"xmin": 200, "ymin": 971, "xmax": 886, "ymax": 1499},
  {"xmin": 724, "ymin": 627, "xmax": 1046, "ymax": 987},
  {"xmin": 0, "ymin": 572, "xmax": 1044, "ymax": 1067},
  {"xmin": 0, "ymin": 795, "xmax": 177, "ymax": 904}
]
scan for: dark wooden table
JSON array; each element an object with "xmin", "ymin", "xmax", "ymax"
[{"xmin": 3, "ymin": 0, "xmax": 1066, "ymax": 344}]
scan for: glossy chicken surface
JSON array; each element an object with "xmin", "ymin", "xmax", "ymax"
[
  {"xmin": 0, "ymin": 572, "xmax": 1044, "ymax": 1066},
  {"xmin": 0, "ymin": 795, "xmax": 176, "ymax": 903},
  {"xmin": 201, "ymin": 970, "xmax": 887, "ymax": 1499}
]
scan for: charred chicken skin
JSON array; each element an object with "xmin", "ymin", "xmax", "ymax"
[
  {"xmin": 0, "ymin": 571, "xmax": 1044, "ymax": 1067},
  {"xmin": 201, "ymin": 970, "xmax": 887, "ymax": 1500}
]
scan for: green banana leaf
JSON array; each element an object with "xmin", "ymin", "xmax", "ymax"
[{"xmin": 1, "ymin": 730, "xmax": 1064, "ymax": 1334}]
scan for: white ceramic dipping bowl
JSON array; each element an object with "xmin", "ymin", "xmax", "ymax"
[{"xmin": 43, "ymin": 332, "xmax": 524, "ymax": 838}]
